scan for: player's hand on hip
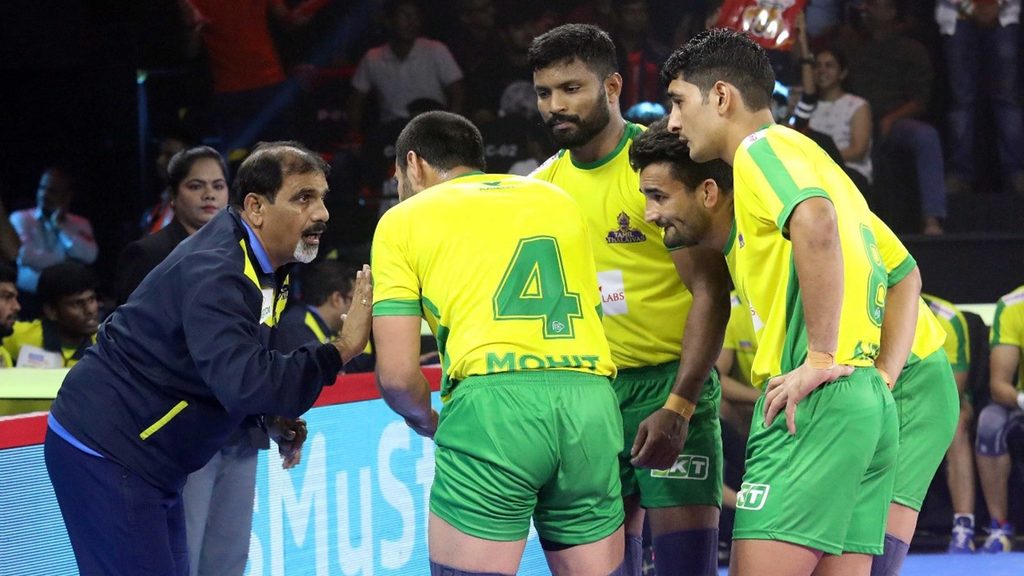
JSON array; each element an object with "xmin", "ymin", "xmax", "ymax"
[
  {"xmin": 405, "ymin": 409, "xmax": 439, "ymax": 439},
  {"xmin": 764, "ymin": 363, "xmax": 855, "ymax": 435},
  {"xmin": 338, "ymin": 265, "xmax": 373, "ymax": 363},
  {"xmin": 630, "ymin": 409, "xmax": 689, "ymax": 470},
  {"xmin": 269, "ymin": 416, "xmax": 308, "ymax": 469}
]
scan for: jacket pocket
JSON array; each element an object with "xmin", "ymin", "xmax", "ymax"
[{"xmin": 139, "ymin": 400, "xmax": 189, "ymax": 440}]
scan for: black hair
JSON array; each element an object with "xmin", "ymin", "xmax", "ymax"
[
  {"xmin": 0, "ymin": 260, "xmax": 15, "ymax": 285},
  {"xmin": 167, "ymin": 146, "xmax": 227, "ymax": 198},
  {"xmin": 384, "ymin": 0, "xmax": 418, "ymax": 18},
  {"xmin": 629, "ymin": 117, "xmax": 733, "ymax": 191},
  {"xmin": 300, "ymin": 261, "xmax": 356, "ymax": 306},
  {"xmin": 660, "ymin": 28, "xmax": 775, "ymax": 112},
  {"xmin": 527, "ymin": 23, "xmax": 617, "ymax": 78},
  {"xmin": 231, "ymin": 141, "xmax": 330, "ymax": 208},
  {"xmin": 37, "ymin": 262, "xmax": 97, "ymax": 307},
  {"xmin": 816, "ymin": 45, "xmax": 849, "ymax": 72},
  {"xmin": 395, "ymin": 111, "xmax": 485, "ymax": 172}
]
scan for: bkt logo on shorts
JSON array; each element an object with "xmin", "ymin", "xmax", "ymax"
[
  {"xmin": 650, "ymin": 455, "xmax": 709, "ymax": 480},
  {"xmin": 736, "ymin": 483, "xmax": 771, "ymax": 511}
]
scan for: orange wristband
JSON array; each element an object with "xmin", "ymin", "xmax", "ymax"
[
  {"xmin": 807, "ymin": 350, "xmax": 836, "ymax": 370},
  {"xmin": 877, "ymin": 367, "xmax": 894, "ymax": 389},
  {"xmin": 663, "ymin": 393, "xmax": 696, "ymax": 421}
]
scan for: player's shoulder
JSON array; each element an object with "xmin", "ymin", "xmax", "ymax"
[
  {"xmin": 923, "ymin": 294, "xmax": 962, "ymax": 323},
  {"xmin": 997, "ymin": 285, "xmax": 1024, "ymax": 310},
  {"xmin": 529, "ymin": 150, "xmax": 569, "ymax": 181}
]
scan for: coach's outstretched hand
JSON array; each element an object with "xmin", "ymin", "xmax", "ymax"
[
  {"xmin": 763, "ymin": 362, "xmax": 855, "ymax": 435},
  {"xmin": 269, "ymin": 416, "xmax": 308, "ymax": 469},
  {"xmin": 336, "ymin": 264, "xmax": 373, "ymax": 364},
  {"xmin": 630, "ymin": 409, "xmax": 689, "ymax": 470}
]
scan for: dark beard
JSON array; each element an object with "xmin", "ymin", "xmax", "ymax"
[{"xmin": 545, "ymin": 89, "xmax": 612, "ymax": 149}]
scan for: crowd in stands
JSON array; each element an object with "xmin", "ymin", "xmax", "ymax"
[{"xmin": 1, "ymin": 0, "xmax": 1023, "ymax": 564}]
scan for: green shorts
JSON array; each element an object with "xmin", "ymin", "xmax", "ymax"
[
  {"xmin": 733, "ymin": 367, "xmax": 898, "ymax": 555},
  {"xmin": 430, "ymin": 371, "xmax": 624, "ymax": 544},
  {"xmin": 616, "ymin": 362, "xmax": 723, "ymax": 509},
  {"xmin": 891, "ymin": 349, "xmax": 960, "ymax": 510}
]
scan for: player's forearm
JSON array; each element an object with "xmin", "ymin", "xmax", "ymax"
[
  {"xmin": 875, "ymin": 267, "xmax": 921, "ymax": 382},
  {"xmin": 672, "ymin": 271, "xmax": 730, "ymax": 402},
  {"xmin": 790, "ymin": 198, "xmax": 843, "ymax": 357},
  {"xmin": 378, "ymin": 369, "xmax": 433, "ymax": 423},
  {"xmin": 991, "ymin": 380, "xmax": 1020, "ymax": 409}
]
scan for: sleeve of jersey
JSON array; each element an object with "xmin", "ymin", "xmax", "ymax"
[
  {"xmin": 741, "ymin": 135, "xmax": 830, "ymax": 235},
  {"xmin": 991, "ymin": 297, "xmax": 1023, "ymax": 348},
  {"xmin": 371, "ymin": 210, "xmax": 422, "ymax": 317},
  {"xmin": 948, "ymin": 313, "xmax": 970, "ymax": 372},
  {"xmin": 871, "ymin": 212, "xmax": 915, "ymax": 286}
]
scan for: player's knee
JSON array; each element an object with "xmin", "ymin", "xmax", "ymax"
[
  {"xmin": 606, "ymin": 560, "xmax": 629, "ymax": 576},
  {"xmin": 976, "ymin": 404, "xmax": 1011, "ymax": 456}
]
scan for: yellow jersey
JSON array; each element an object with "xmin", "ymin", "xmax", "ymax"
[
  {"xmin": 922, "ymin": 294, "xmax": 970, "ymax": 374},
  {"xmin": 870, "ymin": 213, "xmax": 946, "ymax": 366},
  {"xmin": 531, "ymin": 122, "xmax": 690, "ymax": 369},
  {"xmin": 991, "ymin": 285, "xmax": 1024, "ymax": 389},
  {"xmin": 723, "ymin": 290, "xmax": 757, "ymax": 387},
  {"xmin": 0, "ymin": 346, "xmax": 11, "ymax": 368},
  {"xmin": 372, "ymin": 172, "xmax": 615, "ymax": 398},
  {"xmin": 731, "ymin": 124, "xmax": 884, "ymax": 387},
  {"xmin": 1, "ymin": 319, "xmax": 94, "ymax": 368}
]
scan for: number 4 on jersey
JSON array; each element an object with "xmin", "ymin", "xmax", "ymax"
[{"xmin": 493, "ymin": 236, "xmax": 583, "ymax": 339}]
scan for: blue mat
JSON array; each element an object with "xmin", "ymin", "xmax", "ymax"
[{"xmin": 717, "ymin": 552, "xmax": 1024, "ymax": 575}]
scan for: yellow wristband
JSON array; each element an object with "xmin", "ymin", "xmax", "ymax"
[
  {"xmin": 807, "ymin": 350, "xmax": 836, "ymax": 370},
  {"xmin": 663, "ymin": 393, "xmax": 696, "ymax": 421},
  {"xmin": 877, "ymin": 367, "xmax": 894, "ymax": 389}
]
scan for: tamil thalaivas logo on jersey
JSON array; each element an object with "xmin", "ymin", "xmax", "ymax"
[{"xmin": 606, "ymin": 212, "xmax": 646, "ymax": 244}]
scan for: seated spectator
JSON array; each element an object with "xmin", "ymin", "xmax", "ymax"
[
  {"xmin": 9, "ymin": 167, "xmax": 98, "ymax": 302},
  {"xmin": 0, "ymin": 261, "xmax": 19, "ymax": 367},
  {"xmin": 843, "ymin": 0, "xmax": 948, "ymax": 234},
  {"xmin": 2, "ymin": 261, "xmax": 98, "ymax": 367},
  {"xmin": 277, "ymin": 260, "xmax": 374, "ymax": 372},
  {"xmin": 0, "ymin": 197, "xmax": 19, "ymax": 264},
  {"xmin": 975, "ymin": 284, "xmax": 1024, "ymax": 553},
  {"xmin": 348, "ymin": 0, "xmax": 465, "ymax": 130},
  {"xmin": 920, "ymin": 293, "xmax": 977, "ymax": 553},
  {"xmin": 793, "ymin": 17, "xmax": 873, "ymax": 193},
  {"xmin": 936, "ymin": 0, "xmax": 1024, "ymax": 195},
  {"xmin": 115, "ymin": 146, "xmax": 229, "ymax": 304},
  {"xmin": 140, "ymin": 134, "xmax": 191, "ymax": 236},
  {"xmin": 463, "ymin": 2, "xmax": 539, "ymax": 123}
]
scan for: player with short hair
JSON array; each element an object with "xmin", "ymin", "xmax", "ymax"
[
  {"xmin": 660, "ymin": 28, "xmax": 898, "ymax": 576},
  {"xmin": 372, "ymin": 110, "xmax": 626, "ymax": 576},
  {"xmin": 528, "ymin": 24, "xmax": 731, "ymax": 576},
  {"xmin": 975, "ymin": 284, "xmax": 1024, "ymax": 553}
]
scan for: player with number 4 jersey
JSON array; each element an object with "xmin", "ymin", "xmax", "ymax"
[{"xmin": 372, "ymin": 111, "xmax": 626, "ymax": 576}]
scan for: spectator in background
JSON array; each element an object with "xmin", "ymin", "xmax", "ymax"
[
  {"xmin": 614, "ymin": 0, "xmax": 669, "ymax": 111},
  {"xmin": 2, "ymin": 262, "xmax": 98, "ymax": 368},
  {"xmin": 843, "ymin": 0, "xmax": 948, "ymax": 234},
  {"xmin": 936, "ymin": 0, "xmax": 1024, "ymax": 195},
  {"xmin": 0, "ymin": 261, "xmax": 19, "ymax": 367},
  {"xmin": 179, "ymin": 0, "xmax": 328, "ymax": 157},
  {"xmin": 446, "ymin": 0, "xmax": 501, "ymax": 83},
  {"xmin": 464, "ymin": 2, "xmax": 539, "ymax": 123},
  {"xmin": 0, "ymin": 198, "xmax": 19, "ymax": 264},
  {"xmin": 277, "ymin": 260, "xmax": 373, "ymax": 372},
  {"xmin": 477, "ymin": 81, "xmax": 554, "ymax": 175},
  {"xmin": 792, "ymin": 15, "xmax": 873, "ymax": 194},
  {"xmin": 9, "ymin": 167, "xmax": 98, "ymax": 305},
  {"xmin": 974, "ymin": 284, "xmax": 1024, "ymax": 553},
  {"xmin": 115, "ymin": 146, "xmax": 229, "ymax": 304},
  {"xmin": 140, "ymin": 134, "xmax": 191, "ymax": 235},
  {"xmin": 918, "ymin": 294, "xmax": 977, "ymax": 553},
  {"xmin": 348, "ymin": 0, "xmax": 464, "ymax": 131}
]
